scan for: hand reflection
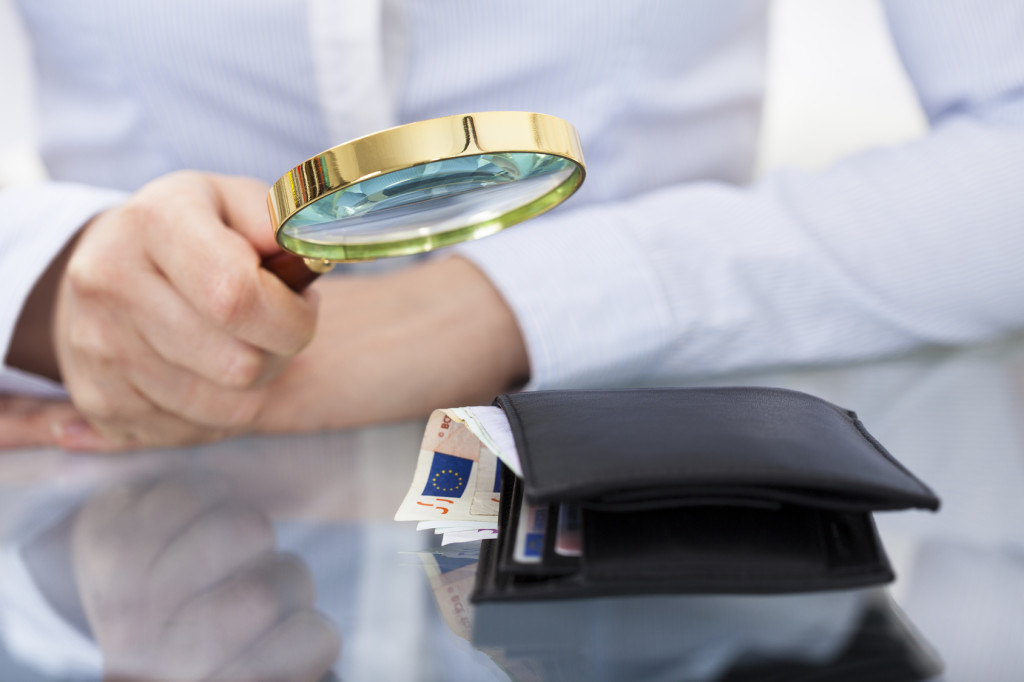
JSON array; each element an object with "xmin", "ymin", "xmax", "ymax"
[{"xmin": 71, "ymin": 473, "xmax": 340, "ymax": 681}]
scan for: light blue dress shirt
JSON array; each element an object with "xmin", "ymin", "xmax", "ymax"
[{"xmin": 1, "ymin": 0, "xmax": 1023, "ymax": 395}]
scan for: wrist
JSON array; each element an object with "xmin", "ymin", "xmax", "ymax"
[
  {"xmin": 5, "ymin": 231, "xmax": 81, "ymax": 382},
  {"xmin": 259, "ymin": 255, "xmax": 531, "ymax": 434},
  {"xmin": 445, "ymin": 255, "xmax": 530, "ymax": 389}
]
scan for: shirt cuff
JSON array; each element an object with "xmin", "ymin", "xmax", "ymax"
[
  {"xmin": 455, "ymin": 203, "xmax": 674, "ymax": 390},
  {"xmin": 0, "ymin": 181, "xmax": 129, "ymax": 396}
]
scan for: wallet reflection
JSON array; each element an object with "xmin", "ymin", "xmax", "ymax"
[
  {"xmin": 23, "ymin": 472, "xmax": 340, "ymax": 682},
  {"xmin": 418, "ymin": 548, "xmax": 943, "ymax": 682}
]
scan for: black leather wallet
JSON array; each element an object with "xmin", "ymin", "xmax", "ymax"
[{"xmin": 471, "ymin": 387, "xmax": 940, "ymax": 602}]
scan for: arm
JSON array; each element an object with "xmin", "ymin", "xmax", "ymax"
[
  {"xmin": 7, "ymin": 0, "xmax": 1020, "ymax": 447},
  {"xmin": 0, "ymin": 180, "xmax": 524, "ymax": 449},
  {"xmin": 453, "ymin": 0, "xmax": 1024, "ymax": 388},
  {"xmin": 255, "ymin": 255, "xmax": 528, "ymax": 435},
  {"xmin": 2, "ymin": 173, "xmax": 319, "ymax": 450}
]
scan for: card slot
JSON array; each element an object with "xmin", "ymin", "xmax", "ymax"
[
  {"xmin": 498, "ymin": 470, "xmax": 563, "ymax": 577},
  {"xmin": 495, "ymin": 463, "xmax": 524, "ymax": 575},
  {"xmin": 539, "ymin": 503, "xmax": 581, "ymax": 576},
  {"xmin": 473, "ymin": 503, "xmax": 893, "ymax": 602}
]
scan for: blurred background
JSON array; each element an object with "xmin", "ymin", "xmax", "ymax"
[{"xmin": 0, "ymin": 0, "xmax": 927, "ymax": 185}]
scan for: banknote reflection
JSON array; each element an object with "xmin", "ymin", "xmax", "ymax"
[{"xmin": 69, "ymin": 472, "xmax": 340, "ymax": 681}]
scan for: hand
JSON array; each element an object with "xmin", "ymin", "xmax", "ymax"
[
  {"xmin": 73, "ymin": 474, "xmax": 340, "ymax": 681},
  {"xmin": 1, "ymin": 254, "xmax": 528, "ymax": 451},
  {"xmin": 48, "ymin": 171, "xmax": 318, "ymax": 450},
  {"xmin": 257, "ymin": 255, "xmax": 530, "ymax": 433}
]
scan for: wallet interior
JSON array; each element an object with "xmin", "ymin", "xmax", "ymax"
[{"xmin": 473, "ymin": 463, "xmax": 893, "ymax": 602}]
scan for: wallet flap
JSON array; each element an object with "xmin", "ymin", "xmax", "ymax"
[{"xmin": 495, "ymin": 388, "xmax": 939, "ymax": 512}]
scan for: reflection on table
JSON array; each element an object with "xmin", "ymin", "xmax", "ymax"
[
  {"xmin": 417, "ymin": 545, "xmax": 940, "ymax": 682},
  {"xmin": 2, "ymin": 332, "xmax": 1024, "ymax": 681}
]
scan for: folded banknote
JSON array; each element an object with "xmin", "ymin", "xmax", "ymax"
[{"xmin": 394, "ymin": 407, "xmax": 519, "ymax": 544}]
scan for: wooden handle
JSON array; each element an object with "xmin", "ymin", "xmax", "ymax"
[{"xmin": 262, "ymin": 251, "xmax": 322, "ymax": 292}]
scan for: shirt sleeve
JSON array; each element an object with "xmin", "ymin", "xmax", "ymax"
[
  {"xmin": 0, "ymin": 181, "xmax": 129, "ymax": 397},
  {"xmin": 457, "ymin": 0, "xmax": 1024, "ymax": 390}
]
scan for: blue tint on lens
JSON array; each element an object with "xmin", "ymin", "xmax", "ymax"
[{"xmin": 282, "ymin": 152, "xmax": 575, "ymax": 245}]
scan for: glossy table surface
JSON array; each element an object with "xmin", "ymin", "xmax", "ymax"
[{"xmin": 3, "ymin": 334, "xmax": 1024, "ymax": 682}]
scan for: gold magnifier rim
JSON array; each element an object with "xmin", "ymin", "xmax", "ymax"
[{"xmin": 267, "ymin": 111, "xmax": 586, "ymax": 262}]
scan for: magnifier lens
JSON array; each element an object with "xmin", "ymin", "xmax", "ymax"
[
  {"xmin": 268, "ymin": 112, "xmax": 586, "ymax": 266},
  {"xmin": 279, "ymin": 152, "xmax": 579, "ymax": 260}
]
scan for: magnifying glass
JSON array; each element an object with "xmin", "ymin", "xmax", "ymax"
[{"xmin": 263, "ymin": 111, "xmax": 586, "ymax": 291}]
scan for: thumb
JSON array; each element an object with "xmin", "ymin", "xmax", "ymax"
[{"xmin": 209, "ymin": 175, "xmax": 281, "ymax": 256}]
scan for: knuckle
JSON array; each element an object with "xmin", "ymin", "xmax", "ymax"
[
  {"xmin": 68, "ymin": 319, "xmax": 117, "ymax": 361},
  {"xmin": 224, "ymin": 572, "xmax": 280, "ymax": 618},
  {"xmin": 117, "ymin": 199, "xmax": 165, "ymax": 232},
  {"xmin": 64, "ymin": 254, "xmax": 115, "ymax": 298},
  {"xmin": 73, "ymin": 388, "xmax": 115, "ymax": 422},
  {"xmin": 222, "ymin": 504, "xmax": 275, "ymax": 550},
  {"xmin": 162, "ymin": 168, "xmax": 204, "ymax": 187},
  {"xmin": 63, "ymin": 256, "xmax": 91, "ymax": 291},
  {"xmin": 205, "ymin": 271, "xmax": 258, "ymax": 330},
  {"xmin": 219, "ymin": 347, "xmax": 265, "ymax": 388}
]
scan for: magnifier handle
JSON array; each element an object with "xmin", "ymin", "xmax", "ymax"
[{"xmin": 262, "ymin": 251, "xmax": 322, "ymax": 293}]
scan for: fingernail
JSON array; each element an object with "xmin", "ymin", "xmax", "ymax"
[
  {"xmin": 52, "ymin": 418, "xmax": 108, "ymax": 451},
  {"xmin": 52, "ymin": 417, "xmax": 89, "ymax": 440}
]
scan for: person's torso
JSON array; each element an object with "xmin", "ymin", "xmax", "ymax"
[{"xmin": 16, "ymin": 0, "xmax": 767, "ymax": 207}]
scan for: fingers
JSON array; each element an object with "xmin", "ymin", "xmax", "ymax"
[
  {"xmin": 130, "ymin": 269, "xmax": 276, "ymax": 389},
  {"xmin": 0, "ymin": 396, "xmax": 79, "ymax": 449},
  {"xmin": 208, "ymin": 610, "xmax": 341, "ymax": 682},
  {"xmin": 149, "ymin": 228, "xmax": 317, "ymax": 356},
  {"xmin": 149, "ymin": 502, "xmax": 276, "ymax": 606},
  {"xmin": 75, "ymin": 474, "xmax": 335, "ymax": 682},
  {"xmin": 158, "ymin": 553, "xmax": 317, "ymax": 681},
  {"xmin": 78, "ymin": 476, "xmax": 278, "ymax": 632},
  {"xmin": 59, "ymin": 334, "xmax": 213, "ymax": 449},
  {"xmin": 53, "ymin": 170, "xmax": 320, "ymax": 449},
  {"xmin": 206, "ymin": 174, "xmax": 282, "ymax": 255},
  {"xmin": 136, "ymin": 175, "xmax": 317, "ymax": 356},
  {"xmin": 0, "ymin": 395, "xmax": 125, "ymax": 453},
  {"xmin": 72, "ymin": 475, "xmax": 229, "ymax": 607},
  {"xmin": 124, "ymin": 349, "xmax": 272, "ymax": 431},
  {"xmin": 63, "ymin": 247, "xmax": 269, "ymax": 439}
]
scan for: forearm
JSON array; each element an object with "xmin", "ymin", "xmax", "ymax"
[
  {"xmin": 456, "ymin": 115, "xmax": 1024, "ymax": 388},
  {"xmin": 450, "ymin": 0, "xmax": 1024, "ymax": 389},
  {"xmin": 259, "ymin": 256, "xmax": 529, "ymax": 433}
]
